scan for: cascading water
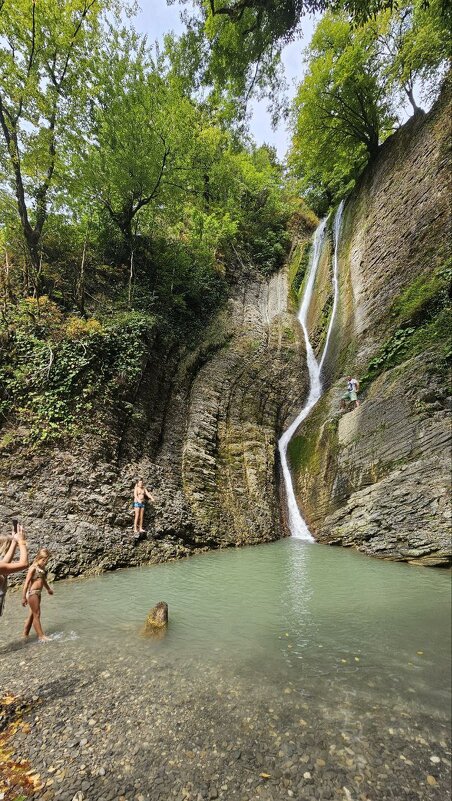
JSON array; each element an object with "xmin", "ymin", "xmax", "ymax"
[{"xmin": 278, "ymin": 200, "xmax": 345, "ymax": 540}]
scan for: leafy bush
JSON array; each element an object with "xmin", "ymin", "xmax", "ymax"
[
  {"xmin": 65, "ymin": 316, "xmax": 103, "ymax": 339},
  {"xmin": 361, "ymin": 263, "xmax": 451, "ymax": 388},
  {"xmin": 0, "ymin": 307, "xmax": 157, "ymax": 446}
]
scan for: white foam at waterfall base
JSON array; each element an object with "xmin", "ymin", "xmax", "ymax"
[{"xmin": 278, "ymin": 201, "xmax": 345, "ymax": 540}]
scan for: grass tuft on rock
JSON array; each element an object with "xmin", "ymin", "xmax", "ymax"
[{"xmin": 361, "ymin": 262, "xmax": 451, "ymax": 389}]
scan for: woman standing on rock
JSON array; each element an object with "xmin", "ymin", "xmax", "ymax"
[
  {"xmin": 22, "ymin": 547, "xmax": 53, "ymax": 642},
  {"xmin": 133, "ymin": 478, "xmax": 155, "ymax": 535},
  {"xmin": 0, "ymin": 523, "xmax": 29, "ymax": 619}
]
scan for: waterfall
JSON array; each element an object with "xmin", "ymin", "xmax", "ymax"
[{"xmin": 278, "ymin": 200, "xmax": 345, "ymax": 540}]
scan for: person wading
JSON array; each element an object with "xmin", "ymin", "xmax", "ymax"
[{"xmin": 22, "ymin": 547, "xmax": 54, "ymax": 642}]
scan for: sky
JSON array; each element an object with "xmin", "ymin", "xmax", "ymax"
[{"xmin": 132, "ymin": 1, "xmax": 317, "ymax": 159}]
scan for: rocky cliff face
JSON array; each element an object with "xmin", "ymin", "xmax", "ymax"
[
  {"xmin": 0, "ymin": 228, "xmax": 313, "ymax": 579},
  {"xmin": 2, "ymin": 88, "xmax": 450, "ymax": 579},
  {"xmin": 289, "ymin": 86, "xmax": 451, "ymax": 566}
]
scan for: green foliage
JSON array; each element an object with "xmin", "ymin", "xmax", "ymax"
[
  {"xmin": 375, "ymin": 0, "xmax": 451, "ymax": 111},
  {"xmin": 288, "ymin": 4, "xmax": 449, "ymax": 211},
  {"xmin": 289, "ymin": 13, "xmax": 397, "ymax": 211},
  {"xmin": 0, "ymin": 304, "xmax": 157, "ymax": 446},
  {"xmin": 361, "ymin": 263, "xmax": 452, "ymax": 388},
  {"xmin": 174, "ymin": 0, "xmax": 412, "ymax": 105},
  {"xmin": 0, "ymin": 0, "xmax": 125, "ymax": 276},
  {"xmin": 76, "ymin": 27, "xmax": 199, "ymax": 241},
  {"xmin": 0, "ymin": 3, "xmax": 294, "ymax": 449}
]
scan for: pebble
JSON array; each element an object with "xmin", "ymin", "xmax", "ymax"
[{"xmin": 0, "ymin": 631, "xmax": 450, "ymax": 801}]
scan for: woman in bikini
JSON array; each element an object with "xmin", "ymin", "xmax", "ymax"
[
  {"xmin": 133, "ymin": 477, "xmax": 155, "ymax": 535},
  {"xmin": 22, "ymin": 548, "xmax": 53, "ymax": 641},
  {"xmin": 0, "ymin": 523, "xmax": 29, "ymax": 620}
]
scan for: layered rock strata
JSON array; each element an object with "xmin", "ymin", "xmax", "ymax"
[
  {"xmin": 290, "ymin": 87, "xmax": 451, "ymax": 565},
  {"xmin": 0, "ymin": 253, "xmax": 311, "ymax": 579}
]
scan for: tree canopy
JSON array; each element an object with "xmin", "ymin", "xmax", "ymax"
[
  {"xmin": 0, "ymin": 0, "xmax": 448, "ymax": 446},
  {"xmin": 171, "ymin": 0, "xmax": 448, "ymax": 102},
  {"xmin": 0, "ymin": 0, "xmax": 118, "ymax": 287},
  {"xmin": 288, "ymin": 1, "xmax": 450, "ymax": 211}
]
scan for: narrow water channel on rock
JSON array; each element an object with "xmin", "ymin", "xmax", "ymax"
[
  {"xmin": 1, "ymin": 541, "xmax": 450, "ymax": 800},
  {"xmin": 279, "ymin": 202, "xmax": 344, "ymax": 541}
]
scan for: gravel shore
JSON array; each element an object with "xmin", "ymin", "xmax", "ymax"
[{"xmin": 1, "ymin": 631, "xmax": 450, "ymax": 801}]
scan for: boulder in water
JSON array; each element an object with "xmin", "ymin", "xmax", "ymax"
[{"xmin": 143, "ymin": 601, "xmax": 168, "ymax": 635}]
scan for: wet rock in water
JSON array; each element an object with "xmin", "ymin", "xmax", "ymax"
[{"xmin": 142, "ymin": 601, "xmax": 169, "ymax": 635}]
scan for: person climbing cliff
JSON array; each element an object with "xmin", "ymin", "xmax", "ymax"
[
  {"xmin": 341, "ymin": 376, "xmax": 360, "ymax": 411},
  {"xmin": 133, "ymin": 478, "xmax": 155, "ymax": 535},
  {"xmin": 0, "ymin": 523, "xmax": 29, "ymax": 619}
]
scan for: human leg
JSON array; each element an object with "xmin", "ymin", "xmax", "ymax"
[
  {"xmin": 139, "ymin": 506, "xmax": 145, "ymax": 532},
  {"xmin": 23, "ymin": 608, "xmax": 34, "ymax": 636},
  {"xmin": 28, "ymin": 592, "xmax": 48, "ymax": 641},
  {"xmin": 134, "ymin": 506, "xmax": 140, "ymax": 533}
]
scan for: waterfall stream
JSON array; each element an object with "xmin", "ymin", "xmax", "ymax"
[{"xmin": 278, "ymin": 201, "xmax": 345, "ymax": 540}]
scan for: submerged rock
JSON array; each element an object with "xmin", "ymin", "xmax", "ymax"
[{"xmin": 143, "ymin": 601, "xmax": 169, "ymax": 635}]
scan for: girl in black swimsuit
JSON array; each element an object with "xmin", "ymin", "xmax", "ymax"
[{"xmin": 22, "ymin": 548, "xmax": 53, "ymax": 641}]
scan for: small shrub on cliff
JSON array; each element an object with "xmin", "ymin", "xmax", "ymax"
[{"xmin": 65, "ymin": 316, "xmax": 103, "ymax": 339}]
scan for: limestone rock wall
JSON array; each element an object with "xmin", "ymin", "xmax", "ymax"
[
  {"xmin": 0, "ymin": 252, "xmax": 310, "ymax": 579},
  {"xmin": 290, "ymin": 86, "xmax": 451, "ymax": 565}
]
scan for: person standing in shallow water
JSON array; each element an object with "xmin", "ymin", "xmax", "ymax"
[
  {"xmin": 133, "ymin": 478, "xmax": 155, "ymax": 535},
  {"xmin": 22, "ymin": 547, "xmax": 53, "ymax": 642},
  {"xmin": 341, "ymin": 375, "xmax": 360, "ymax": 411}
]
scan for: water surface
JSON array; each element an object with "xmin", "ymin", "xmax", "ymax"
[
  {"xmin": 1, "ymin": 540, "xmax": 450, "ymax": 801},
  {"xmin": 2, "ymin": 539, "xmax": 450, "ymax": 714}
]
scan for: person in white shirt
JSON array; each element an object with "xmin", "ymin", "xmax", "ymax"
[{"xmin": 341, "ymin": 376, "xmax": 360, "ymax": 410}]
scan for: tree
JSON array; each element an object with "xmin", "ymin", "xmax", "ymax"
[
  {"xmin": 76, "ymin": 28, "xmax": 202, "ymax": 248},
  {"xmin": 289, "ymin": 13, "xmax": 397, "ymax": 210},
  {"xmin": 171, "ymin": 0, "xmax": 416, "ymax": 102},
  {"xmin": 374, "ymin": 0, "xmax": 450, "ymax": 113},
  {"xmin": 0, "ymin": 0, "xmax": 116, "ymax": 290}
]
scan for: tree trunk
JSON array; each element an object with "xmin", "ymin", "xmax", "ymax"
[
  {"xmin": 366, "ymin": 129, "xmax": 380, "ymax": 159},
  {"xmin": 1, "ymin": 250, "xmax": 11, "ymax": 311},
  {"xmin": 405, "ymin": 84, "xmax": 423, "ymax": 115},
  {"xmin": 203, "ymin": 172, "xmax": 211, "ymax": 211},
  {"xmin": 77, "ymin": 237, "xmax": 87, "ymax": 314},
  {"xmin": 128, "ymin": 249, "xmax": 135, "ymax": 309},
  {"xmin": 32, "ymin": 252, "xmax": 43, "ymax": 299}
]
